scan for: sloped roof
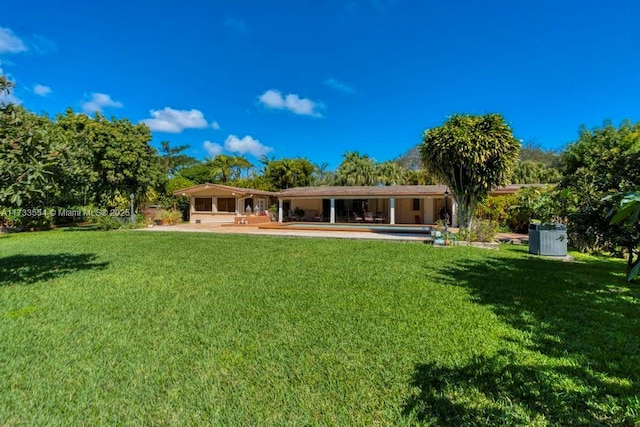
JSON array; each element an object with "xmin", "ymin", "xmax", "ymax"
[
  {"xmin": 173, "ymin": 183, "xmax": 549, "ymax": 198},
  {"xmin": 278, "ymin": 184, "xmax": 548, "ymax": 198},
  {"xmin": 172, "ymin": 183, "xmax": 277, "ymax": 197},
  {"xmin": 278, "ymin": 185, "xmax": 448, "ymax": 198}
]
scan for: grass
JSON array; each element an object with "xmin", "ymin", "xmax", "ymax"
[{"xmin": 0, "ymin": 229, "xmax": 638, "ymax": 425}]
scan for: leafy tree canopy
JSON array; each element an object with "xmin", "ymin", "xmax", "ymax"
[
  {"xmin": 420, "ymin": 113, "xmax": 520, "ymax": 229},
  {"xmin": 558, "ymin": 119, "xmax": 640, "ymax": 257}
]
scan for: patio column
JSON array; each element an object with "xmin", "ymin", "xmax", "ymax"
[
  {"xmin": 330, "ymin": 198, "xmax": 335, "ymax": 223},
  {"xmin": 390, "ymin": 198, "xmax": 395, "ymax": 224},
  {"xmin": 451, "ymin": 199, "xmax": 458, "ymax": 227},
  {"xmin": 278, "ymin": 199, "xmax": 283, "ymax": 222}
]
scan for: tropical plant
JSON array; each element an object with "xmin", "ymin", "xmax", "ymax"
[
  {"xmin": 557, "ymin": 120, "xmax": 640, "ymax": 253},
  {"xmin": 376, "ymin": 161, "xmax": 407, "ymax": 185},
  {"xmin": 608, "ymin": 190, "xmax": 640, "ymax": 281},
  {"xmin": 334, "ymin": 151, "xmax": 379, "ymax": 186},
  {"xmin": 0, "ymin": 86, "xmax": 68, "ymax": 207},
  {"xmin": 420, "ymin": 113, "xmax": 520, "ymax": 230},
  {"xmin": 263, "ymin": 157, "xmax": 315, "ymax": 190}
]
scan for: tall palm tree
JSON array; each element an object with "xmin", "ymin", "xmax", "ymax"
[
  {"xmin": 230, "ymin": 154, "xmax": 253, "ymax": 182},
  {"xmin": 208, "ymin": 154, "xmax": 235, "ymax": 183}
]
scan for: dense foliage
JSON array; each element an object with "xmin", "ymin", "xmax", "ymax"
[
  {"xmin": 557, "ymin": 120, "xmax": 640, "ymax": 255},
  {"xmin": 420, "ymin": 113, "xmax": 521, "ymax": 229}
]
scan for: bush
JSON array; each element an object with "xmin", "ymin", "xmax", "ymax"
[
  {"xmin": 154, "ymin": 209, "xmax": 183, "ymax": 225},
  {"xmin": 92, "ymin": 215, "xmax": 123, "ymax": 231},
  {"xmin": 476, "ymin": 186, "xmax": 558, "ymax": 233},
  {"xmin": 458, "ymin": 219, "xmax": 500, "ymax": 242}
]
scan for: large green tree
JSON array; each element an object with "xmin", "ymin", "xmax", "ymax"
[
  {"xmin": 55, "ymin": 109, "xmax": 163, "ymax": 209},
  {"xmin": 158, "ymin": 141, "xmax": 198, "ymax": 177},
  {"xmin": 558, "ymin": 120, "xmax": 640, "ymax": 259},
  {"xmin": 334, "ymin": 151, "xmax": 379, "ymax": 186},
  {"xmin": 0, "ymin": 78, "xmax": 68, "ymax": 207},
  {"xmin": 420, "ymin": 113, "xmax": 520, "ymax": 229},
  {"xmin": 263, "ymin": 157, "xmax": 315, "ymax": 190}
]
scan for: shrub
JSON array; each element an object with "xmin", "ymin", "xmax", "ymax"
[
  {"xmin": 458, "ymin": 219, "xmax": 499, "ymax": 242},
  {"xmin": 154, "ymin": 209, "xmax": 183, "ymax": 225},
  {"xmin": 476, "ymin": 186, "xmax": 558, "ymax": 233},
  {"xmin": 92, "ymin": 215, "xmax": 123, "ymax": 231}
]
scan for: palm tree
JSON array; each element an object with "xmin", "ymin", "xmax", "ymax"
[
  {"xmin": 335, "ymin": 151, "xmax": 378, "ymax": 186},
  {"xmin": 207, "ymin": 154, "xmax": 235, "ymax": 183},
  {"xmin": 230, "ymin": 155, "xmax": 253, "ymax": 182},
  {"xmin": 376, "ymin": 161, "xmax": 407, "ymax": 185}
]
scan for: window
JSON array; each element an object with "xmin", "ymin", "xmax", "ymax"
[
  {"xmin": 217, "ymin": 197, "xmax": 236, "ymax": 212},
  {"xmin": 194, "ymin": 198, "xmax": 212, "ymax": 212},
  {"xmin": 412, "ymin": 198, "xmax": 420, "ymax": 211}
]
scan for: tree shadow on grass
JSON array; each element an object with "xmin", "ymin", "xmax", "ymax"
[
  {"xmin": 404, "ymin": 251, "xmax": 640, "ymax": 425},
  {"xmin": 0, "ymin": 253, "xmax": 108, "ymax": 286}
]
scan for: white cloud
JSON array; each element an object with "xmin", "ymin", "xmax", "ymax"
[
  {"xmin": 211, "ymin": 120, "xmax": 221, "ymax": 130},
  {"xmin": 0, "ymin": 27, "xmax": 27, "ymax": 54},
  {"xmin": 33, "ymin": 84, "xmax": 52, "ymax": 96},
  {"xmin": 325, "ymin": 78, "xmax": 356, "ymax": 94},
  {"xmin": 203, "ymin": 141, "xmax": 224, "ymax": 157},
  {"xmin": 224, "ymin": 18, "xmax": 248, "ymax": 33},
  {"xmin": 258, "ymin": 89, "xmax": 324, "ymax": 117},
  {"xmin": 0, "ymin": 90, "xmax": 20, "ymax": 105},
  {"xmin": 224, "ymin": 135, "xmax": 273, "ymax": 157},
  {"xmin": 82, "ymin": 93, "xmax": 123, "ymax": 114},
  {"xmin": 141, "ymin": 107, "xmax": 211, "ymax": 133}
]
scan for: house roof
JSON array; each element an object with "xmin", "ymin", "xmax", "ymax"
[
  {"xmin": 172, "ymin": 183, "xmax": 549, "ymax": 199},
  {"xmin": 278, "ymin": 185, "xmax": 449, "ymax": 198},
  {"xmin": 172, "ymin": 183, "xmax": 277, "ymax": 197},
  {"xmin": 277, "ymin": 184, "xmax": 547, "ymax": 198}
]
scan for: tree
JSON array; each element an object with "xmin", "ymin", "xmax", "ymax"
[
  {"xmin": 0, "ymin": 78, "xmax": 68, "ymax": 207},
  {"xmin": 511, "ymin": 160, "xmax": 561, "ymax": 184},
  {"xmin": 204, "ymin": 154, "xmax": 254, "ymax": 184},
  {"xmin": 55, "ymin": 110, "xmax": 163, "ymax": 209},
  {"xmin": 263, "ymin": 157, "xmax": 315, "ymax": 190},
  {"xmin": 557, "ymin": 120, "xmax": 640, "ymax": 264},
  {"xmin": 420, "ymin": 113, "xmax": 520, "ymax": 230},
  {"xmin": 158, "ymin": 141, "xmax": 198, "ymax": 177},
  {"xmin": 0, "ymin": 106, "xmax": 67, "ymax": 207},
  {"xmin": 393, "ymin": 145, "xmax": 439, "ymax": 184},
  {"xmin": 376, "ymin": 161, "xmax": 407, "ymax": 185},
  {"xmin": 334, "ymin": 151, "xmax": 379, "ymax": 186},
  {"xmin": 519, "ymin": 141, "xmax": 559, "ymax": 167},
  {"xmin": 608, "ymin": 190, "xmax": 640, "ymax": 281}
]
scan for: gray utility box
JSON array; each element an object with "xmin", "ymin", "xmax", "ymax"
[{"xmin": 528, "ymin": 223, "xmax": 567, "ymax": 256}]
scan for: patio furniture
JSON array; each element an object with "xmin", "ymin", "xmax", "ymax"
[
  {"xmin": 374, "ymin": 212, "xmax": 387, "ymax": 223},
  {"xmin": 364, "ymin": 212, "xmax": 375, "ymax": 223},
  {"xmin": 350, "ymin": 212, "xmax": 363, "ymax": 222}
]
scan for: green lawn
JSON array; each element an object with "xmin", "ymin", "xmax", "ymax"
[{"xmin": 1, "ymin": 230, "xmax": 638, "ymax": 425}]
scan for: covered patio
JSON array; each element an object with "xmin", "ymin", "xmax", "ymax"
[{"xmin": 277, "ymin": 185, "xmax": 457, "ymax": 226}]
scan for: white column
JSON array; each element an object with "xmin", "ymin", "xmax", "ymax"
[
  {"xmin": 330, "ymin": 198, "xmax": 336, "ymax": 223},
  {"xmin": 390, "ymin": 198, "xmax": 395, "ymax": 225},
  {"xmin": 451, "ymin": 200, "xmax": 458, "ymax": 227},
  {"xmin": 278, "ymin": 199, "xmax": 283, "ymax": 222}
]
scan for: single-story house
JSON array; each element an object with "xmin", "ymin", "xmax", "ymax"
[
  {"xmin": 173, "ymin": 183, "xmax": 277, "ymax": 224},
  {"xmin": 174, "ymin": 183, "xmax": 541, "ymax": 226}
]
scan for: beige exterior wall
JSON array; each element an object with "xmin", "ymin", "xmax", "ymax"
[
  {"xmin": 190, "ymin": 212, "xmax": 236, "ymax": 224},
  {"xmin": 396, "ymin": 198, "xmax": 422, "ymax": 224}
]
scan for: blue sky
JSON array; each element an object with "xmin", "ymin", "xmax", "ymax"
[{"xmin": 2, "ymin": 0, "xmax": 639, "ymax": 168}]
